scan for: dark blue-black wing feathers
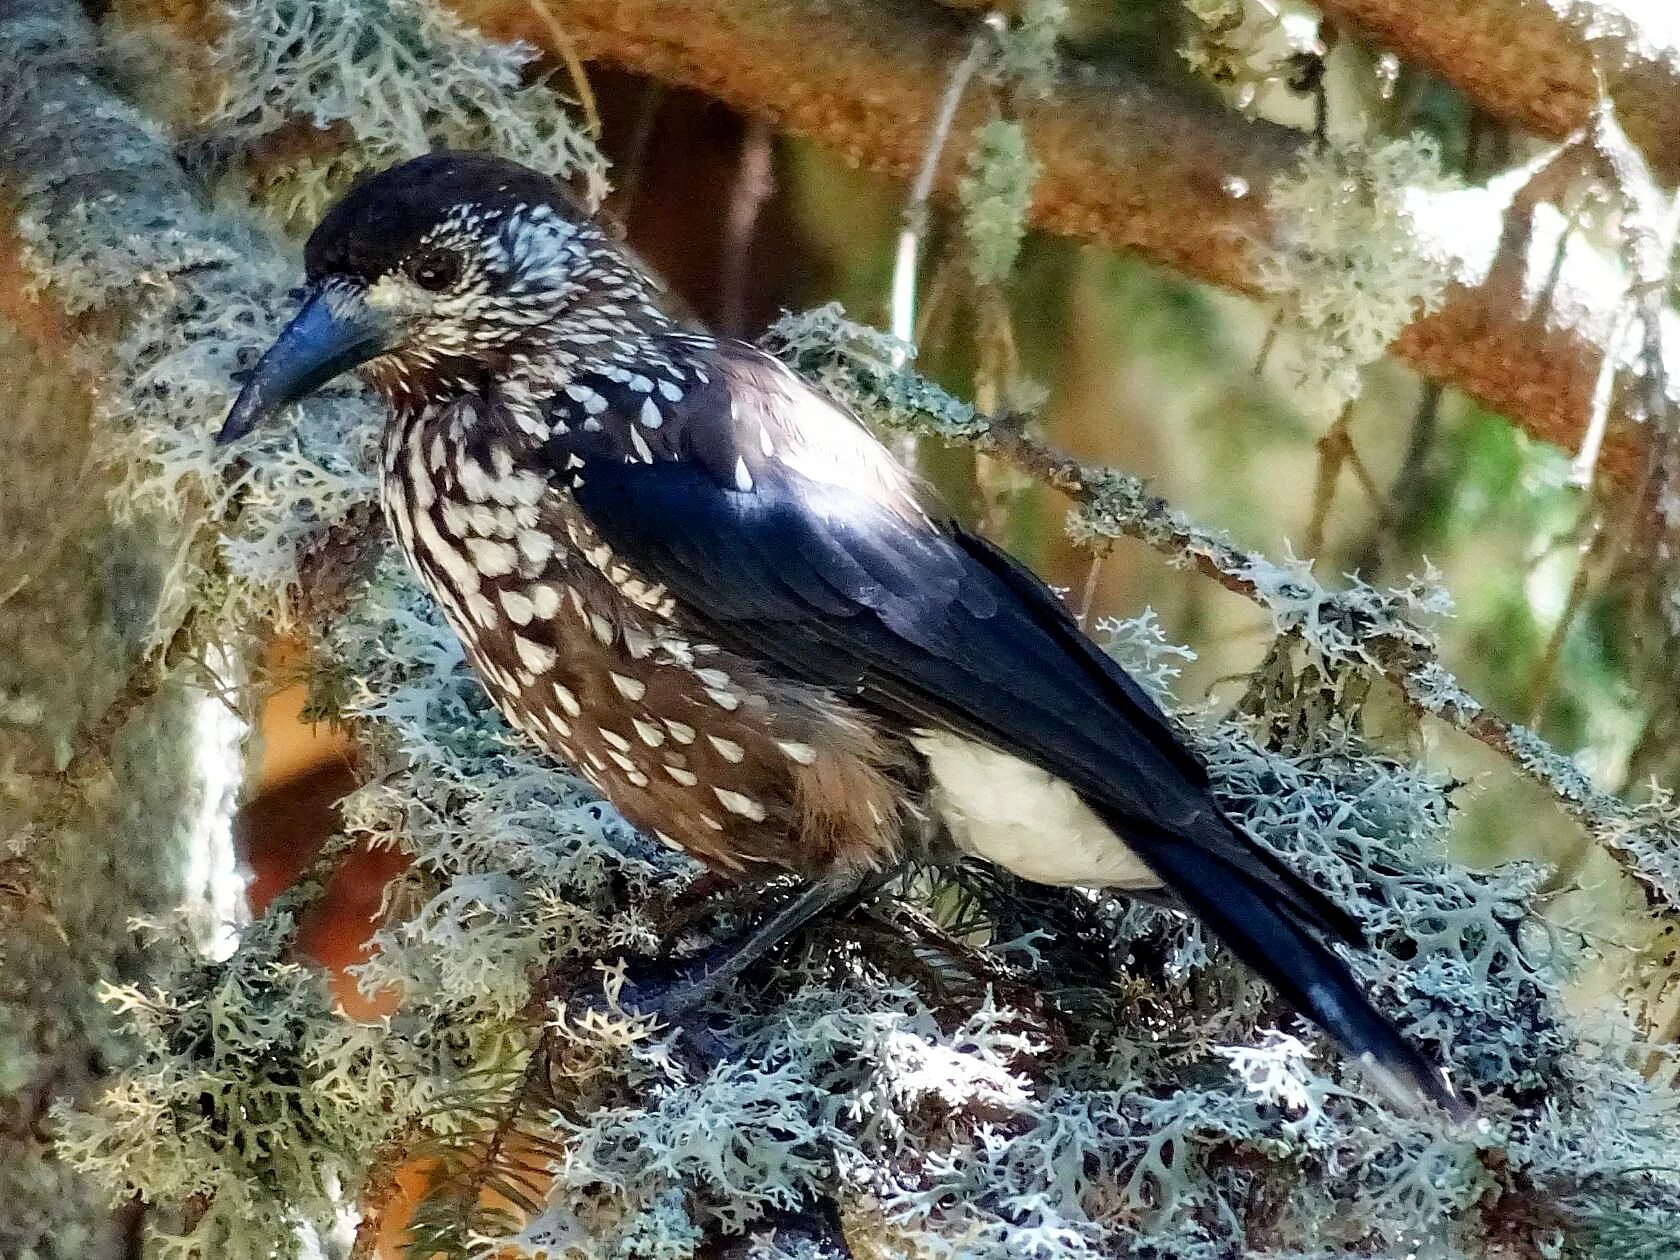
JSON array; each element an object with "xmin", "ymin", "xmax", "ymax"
[{"xmin": 547, "ymin": 353, "xmax": 1463, "ymax": 1117}]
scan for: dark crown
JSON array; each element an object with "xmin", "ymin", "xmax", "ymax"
[{"xmin": 303, "ymin": 151, "xmax": 591, "ymax": 283}]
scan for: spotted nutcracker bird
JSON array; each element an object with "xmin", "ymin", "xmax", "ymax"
[{"xmin": 221, "ymin": 152, "xmax": 1463, "ymax": 1117}]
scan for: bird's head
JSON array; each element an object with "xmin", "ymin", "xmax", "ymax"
[{"xmin": 219, "ymin": 151, "xmax": 633, "ymax": 444}]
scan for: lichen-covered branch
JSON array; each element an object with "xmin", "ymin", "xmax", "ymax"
[
  {"xmin": 944, "ymin": 0, "xmax": 1680, "ymax": 185},
  {"xmin": 768, "ymin": 305, "xmax": 1680, "ymax": 914},
  {"xmin": 0, "ymin": 2, "xmax": 244, "ymax": 1254},
  {"xmin": 449, "ymin": 0, "xmax": 1659, "ymax": 484}
]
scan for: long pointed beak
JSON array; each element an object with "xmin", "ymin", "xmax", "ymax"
[{"xmin": 217, "ymin": 279, "xmax": 394, "ymax": 445}]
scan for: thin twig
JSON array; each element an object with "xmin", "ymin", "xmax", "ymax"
[
  {"xmin": 1391, "ymin": 381, "xmax": 1441, "ymax": 520},
  {"xmin": 1304, "ymin": 405, "xmax": 1354, "ymax": 559},
  {"xmin": 1527, "ymin": 511, "xmax": 1604, "ymax": 727},
  {"xmin": 523, "ymin": 0, "xmax": 602, "ymax": 138},
  {"xmin": 1354, "ymin": 379, "xmax": 1443, "ymax": 572},
  {"xmin": 1342, "ymin": 437, "xmax": 1394, "ymax": 527},
  {"xmin": 1572, "ymin": 298, "xmax": 1635, "ymax": 488},
  {"xmin": 888, "ymin": 17, "xmax": 1000, "ymax": 366},
  {"xmin": 1076, "ymin": 546, "xmax": 1107, "ymax": 627},
  {"xmin": 972, "ymin": 285, "xmax": 1023, "ymax": 536},
  {"xmin": 913, "ymin": 245, "xmax": 965, "ymax": 352},
  {"xmin": 1253, "ymin": 310, "xmax": 1282, "ymax": 378},
  {"xmin": 611, "ymin": 80, "xmax": 665, "ymax": 219}
]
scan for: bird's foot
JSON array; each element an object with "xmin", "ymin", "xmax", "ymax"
[
  {"xmin": 650, "ymin": 872, "xmax": 796, "ymax": 953},
  {"xmin": 556, "ymin": 946, "xmax": 750, "ymax": 1065},
  {"xmin": 609, "ymin": 942, "xmax": 740, "ymax": 1023},
  {"xmin": 559, "ymin": 874, "xmax": 877, "ymax": 1064},
  {"xmin": 573, "ymin": 876, "xmax": 874, "ymax": 1059}
]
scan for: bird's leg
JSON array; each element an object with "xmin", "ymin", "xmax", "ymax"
[
  {"xmin": 652, "ymin": 869, "xmax": 786, "ymax": 951},
  {"xmin": 614, "ymin": 867, "xmax": 882, "ymax": 1021}
]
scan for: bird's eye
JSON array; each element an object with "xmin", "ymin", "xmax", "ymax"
[{"xmin": 407, "ymin": 249, "xmax": 462, "ymax": 292}]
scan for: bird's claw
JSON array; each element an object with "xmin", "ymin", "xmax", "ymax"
[
  {"xmin": 565, "ymin": 950, "xmax": 747, "ymax": 1065},
  {"xmin": 607, "ymin": 963, "xmax": 707, "ymax": 1024}
]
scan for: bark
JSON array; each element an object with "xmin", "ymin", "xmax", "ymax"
[
  {"xmin": 937, "ymin": 0, "xmax": 1680, "ymax": 184},
  {"xmin": 1316, "ymin": 0, "xmax": 1680, "ymax": 184},
  {"xmin": 483, "ymin": 0, "xmax": 1285, "ymax": 292}
]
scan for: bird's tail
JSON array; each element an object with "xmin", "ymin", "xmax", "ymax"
[{"xmin": 1120, "ymin": 817, "xmax": 1469, "ymax": 1120}]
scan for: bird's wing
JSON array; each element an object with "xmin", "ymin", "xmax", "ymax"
[
  {"xmin": 542, "ymin": 341, "xmax": 1347, "ymax": 936},
  {"xmin": 535, "ymin": 340, "xmax": 1465, "ymax": 1116}
]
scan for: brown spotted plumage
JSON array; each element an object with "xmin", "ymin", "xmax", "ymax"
[
  {"xmin": 378, "ymin": 350, "xmax": 909, "ymax": 882},
  {"xmin": 220, "ymin": 152, "xmax": 1466, "ymax": 1117}
]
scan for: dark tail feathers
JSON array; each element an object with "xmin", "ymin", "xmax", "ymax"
[{"xmin": 1121, "ymin": 817, "xmax": 1469, "ymax": 1121}]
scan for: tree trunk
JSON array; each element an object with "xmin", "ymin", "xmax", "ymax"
[{"xmin": 0, "ymin": 2, "xmax": 234, "ymax": 1251}]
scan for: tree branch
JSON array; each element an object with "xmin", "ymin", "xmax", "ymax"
[
  {"xmin": 979, "ymin": 415, "xmax": 1680, "ymax": 914},
  {"xmin": 448, "ymin": 0, "xmax": 1663, "ymax": 485},
  {"xmin": 60, "ymin": 0, "xmax": 1680, "ymax": 486},
  {"xmin": 769, "ymin": 313, "xmax": 1680, "ymax": 914},
  {"xmin": 1316, "ymin": 0, "xmax": 1680, "ymax": 184},
  {"xmin": 0, "ymin": 2, "xmax": 245, "ymax": 1251}
]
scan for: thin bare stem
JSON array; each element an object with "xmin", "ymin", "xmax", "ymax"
[
  {"xmin": 1391, "ymin": 382, "xmax": 1441, "ymax": 514},
  {"xmin": 1527, "ymin": 513, "xmax": 1604, "ymax": 727},
  {"xmin": 611, "ymin": 81, "xmax": 665, "ymax": 219},
  {"xmin": 1076, "ymin": 547, "xmax": 1107, "ymax": 627},
  {"xmin": 523, "ymin": 0, "xmax": 602, "ymax": 138},
  {"xmin": 913, "ymin": 248, "xmax": 964, "ymax": 353},
  {"xmin": 1304, "ymin": 405, "xmax": 1354, "ymax": 559},
  {"xmin": 1572, "ymin": 299, "xmax": 1635, "ymax": 487},
  {"xmin": 888, "ymin": 17, "xmax": 999, "ymax": 366},
  {"xmin": 1253, "ymin": 310, "xmax": 1282, "ymax": 378}
]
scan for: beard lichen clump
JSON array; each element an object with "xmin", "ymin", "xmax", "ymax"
[
  {"xmin": 213, "ymin": 0, "xmax": 607, "ymax": 227},
  {"xmin": 50, "ymin": 909, "xmax": 399, "ymax": 1260},
  {"xmin": 1260, "ymin": 135, "xmax": 1459, "ymax": 420},
  {"xmin": 960, "ymin": 120, "xmax": 1040, "ymax": 287}
]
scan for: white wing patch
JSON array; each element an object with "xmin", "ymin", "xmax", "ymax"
[
  {"xmin": 911, "ymin": 731, "xmax": 1162, "ymax": 889},
  {"xmin": 721, "ymin": 352, "xmax": 927, "ymax": 521}
]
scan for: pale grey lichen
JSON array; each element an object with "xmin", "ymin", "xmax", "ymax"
[
  {"xmin": 1260, "ymin": 135, "xmax": 1460, "ymax": 419},
  {"xmin": 16, "ymin": 4, "xmax": 1680, "ymax": 1258},
  {"xmin": 214, "ymin": 0, "xmax": 608, "ymax": 225},
  {"xmin": 764, "ymin": 304, "xmax": 982, "ymax": 439},
  {"xmin": 996, "ymin": 0, "xmax": 1068, "ymax": 99},
  {"xmin": 1093, "ymin": 609, "xmax": 1198, "ymax": 702},
  {"xmin": 1180, "ymin": 0, "xmax": 1252, "ymax": 87},
  {"xmin": 1179, "ymin": 0, "xmax": 1323, "ymax": 109},
  {"xmin": 52, "ymin": 911, "xmax": 402, "ymax": 1260}
]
